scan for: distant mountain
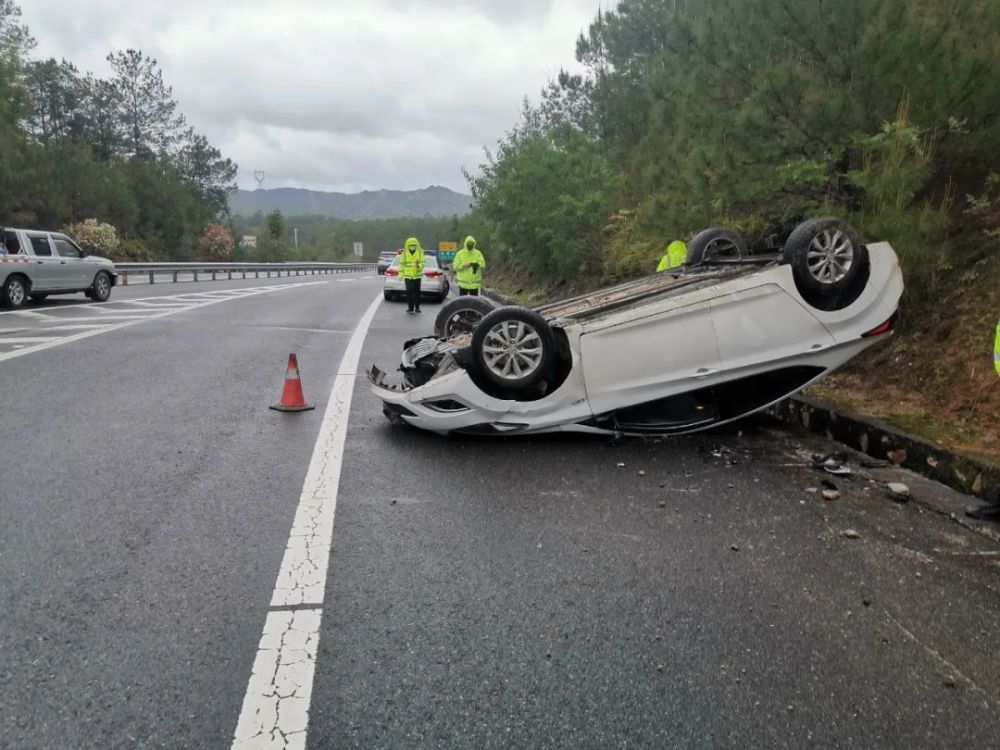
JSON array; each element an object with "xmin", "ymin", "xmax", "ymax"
[{"xmin": 229, "ymin": 185, "xmax": 472, "ymax": 219}]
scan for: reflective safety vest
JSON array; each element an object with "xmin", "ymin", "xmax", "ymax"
[
  {"xmin": 995, "ymin": 318, "xmax": 1000, "ymax": 377},
  {"xmin": 657, "ymin": 240, "xmax": 688, "ymax": 272},
  {"xmin": 400, "ymin": 238, "xmax": 426, "ymax": 280},
  {"xmin": 454, "ymin": 240, "xmax": 486, "ymax": 290}
]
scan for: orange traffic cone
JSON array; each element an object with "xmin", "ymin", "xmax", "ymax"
[{"xmin": 270, "ymin": 353, "xmax": 315, "ymax": 412}]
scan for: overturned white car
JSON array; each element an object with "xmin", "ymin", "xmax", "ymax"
[{"xmin": 370, "ymin": 218, "xmax": 903, "ymax": 437}]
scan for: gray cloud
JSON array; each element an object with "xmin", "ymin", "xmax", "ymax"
[{"xmin": 21, "ymin": 0, "xmax": 600, "ymax": 192}]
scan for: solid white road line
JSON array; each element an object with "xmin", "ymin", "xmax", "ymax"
[
  {"xmin": 0, "ymin": 336, "xmax": 60, "ymax": 344},
  {"xmin": 232, "ymin": 293, "xmax": 382, "ymax": 750}
]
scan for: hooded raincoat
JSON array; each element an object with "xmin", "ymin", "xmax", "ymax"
[
  {"xmin": 453, "ymin": 235, "xmax": 486, "ymax": 290},
  {"xmin": 400, "ymin": 237, "xmax": 426, "ymax": 280},
  {"xmin": 657, "ymin": 240, "xmax": 688, "ymax": 272}
]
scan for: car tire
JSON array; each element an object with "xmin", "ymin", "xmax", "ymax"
[
  {"xmin": 782, "ymin": 217, "xmax": 869, "ymax": 311},
  {"xmin": 90, "ymin": 271, "xmax": 113, "ymax": 302},
  {"xmin": 471, "ymin": 306, "xmax": 555, "ymax": 391},
  {"xmin": 687, "ymin": 228, "xmax": 747, "ymax": 265},
  {"xmin": 1, "ymin": 274, "xmax": 29, "ymax": 308},
  {"xmin": 384, "ymin": 291, "xmax": 394, "ymax": 301},
  {"xmin": 434, "ymin": 296, "xmax": 497, "ymax": 338}
]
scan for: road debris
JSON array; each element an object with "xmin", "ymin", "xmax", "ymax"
[
  {"xmin": 638, "ymin": 470, "xmax": 646, "ymax": 477},
  {"xmin": 617, "ymin": 462, "xmax": 626, "ymax": 468},
  {"xmin": 822, "ymin": 489, "xmax": 841, "ymax": 501},
  {"xmin": 860, "ymin": 458, "xmax": 890, "ymax": 469},
  {"xmin": 813, "ymin": 452, "xmax": 851, "ymax": 476},
  {"xmin": 886, "ymin": 483, "xmax": 911, "ymax": 503},
  {"xmin": 841, "ymin": 529, "xmax": 862, "ymax": 539},
  {"xmin": 943, "ymin": 674, "xmax": 957, "ymax": 688},
  {"xmin": 730, "ymin": 544, "xmax": 740, "ymax": 551}
]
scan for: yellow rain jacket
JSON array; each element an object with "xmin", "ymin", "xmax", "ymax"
[
  {"xmin": 994, "ymin": 318, "xmax": 999, "ymax": 377},
  {"xmin": 657, "ymin": 240, "xmax": 688, "ymax": 272},
  {"xmin": 400, "ymin": 237, "xmax": 426, "ymax": 280},
  {"xmin": 453, "ymin": 236, "xmax": 486, "ymax": 290}
]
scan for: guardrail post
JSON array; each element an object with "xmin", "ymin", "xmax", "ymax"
[
  {"xmin": 149, "ymin": 271, "xmax": 155, "ymax": 284},
  {"xmin": 173, "ymin": 271, "xmax": 178, "ymax": 282},
  {"xmin": 228, "ymin": 270, "xmax": 233, "ymax": 280},
  {"xmin": 242, "ymin": 270, "xmax": 247, "ymax": 279},
  {"xmin": 193, "ymin": 270, "xmax": 199, "ymax": 282},
  {"xmin": 121, "ymin": 271, "xmax": 129, "ymax": 286}
]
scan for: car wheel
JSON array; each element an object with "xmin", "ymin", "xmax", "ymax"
[
  {"xmin": 687, "ymin": 228, "xmax": 747, "ymax": 265},
  {"xmin": 90, "ymin": 271, "xmax": 113, "ymax": 302},
  {"xmin": 434, "ymin": 296, "xmax": 497, "ymax": 338},
  {"xmin": 471, "ymin": 306, "xmax": 555, "ymax": 391},
  {"xmin": 1, "ymin": 275, "xmax": 29, "ymax": 308},
  {"xmin": 782, "ymin": 217, "xmax": 869, "ymax": 311},
  {"xmin": 383, "ymin": 291, "xmax": 393, "ymax": 301}
]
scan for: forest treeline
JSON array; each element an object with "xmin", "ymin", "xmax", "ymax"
[
  {"xmin": 0, "ymin": 0, "xmax": 236, "ymax": 260},
  {"xmin": 464, "ymin": 0, "xmax": 1000, "ymax": 294}
]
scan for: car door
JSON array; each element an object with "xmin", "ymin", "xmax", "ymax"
[
  {"xmin": 710, "ymin": 282, "xmax": 836, "ymax": 374},
  {"xmin": 580, "ymin": 299, "xmax": 721, "ymax": 416},
  {"xmin": 51, "ymin": 235, "xmax": 90, "ymax": 288},
  {"xmin": 25, "ymin": 232, "xmax": 59, "ymax": 291}
]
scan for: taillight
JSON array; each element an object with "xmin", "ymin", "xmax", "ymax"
[
  {"xmin": 385, "ymin": 268, "xmax": 398, "ymax": 277},
  {"xmin": 862, "ymin": 310, "xmax": 899, "ymax": 337},
  {"xmin": 424, "ymin": 270, "xmax": 441, "ymax": 278}
]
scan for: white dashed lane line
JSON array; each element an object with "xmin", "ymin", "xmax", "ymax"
[{"xmin": 232, "ymin": 293, "xmax": 382, "ymax": 750}]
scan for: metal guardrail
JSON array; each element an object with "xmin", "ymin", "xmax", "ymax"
[{"xmin": 115, "ymin": 262, "xmax": 375, "ymax": 285}]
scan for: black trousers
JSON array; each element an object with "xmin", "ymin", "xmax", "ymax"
[
  {"xmin": 459, "ymin": 287, "xmax": 480, "ymax": 296},
  {"xmin": 405, "ymin": 278, "xmax": 421, "ymax": 310}
]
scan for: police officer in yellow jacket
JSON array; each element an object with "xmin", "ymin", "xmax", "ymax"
[
  {"xmin": 657, "ymin": 240, "xmax": 688, "ymax": 272},
  {"xmin": 453, "ymin": 235, "xmax": 486, "ymax": 296},
  {"xmin": 400, "ymin": 237, "xmax": 426, "ymax": 314}
]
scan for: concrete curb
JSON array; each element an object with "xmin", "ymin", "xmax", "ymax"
[{"xmin": 768, "ymin": 396, "xmax": 1000, "ymax": 504}]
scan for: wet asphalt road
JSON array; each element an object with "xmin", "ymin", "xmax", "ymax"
[{"xmin": 1, "ymin": 274, "xmax": 999, "ymax": 748}]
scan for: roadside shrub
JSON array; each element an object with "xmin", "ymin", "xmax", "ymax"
[
  {"xmin": 197, "ymin": 223, "xmax": 235, "ymax": 261},
  {"xmin": 64, "ymin": 218, "xmax": 120, "ymax": 256}
]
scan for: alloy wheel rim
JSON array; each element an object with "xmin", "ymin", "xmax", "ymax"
[
  {"xmin": 8, "ymin": 280, "xmax": 25, "ymax": 306},
  {"xmin": 807, "ymin": 229, "xmax": 854, "ymax": 284},
  {"xmin": 96, "ymin": 276, "xmax": 109, "ymax": 297},
  {"xmin": 482, "ymin": 321, "xmax": 543, "ymax": 380}
]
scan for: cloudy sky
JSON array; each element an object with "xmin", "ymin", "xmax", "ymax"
[{"xmin": 20, "ymin": 0, "xmax": 603, "ymax": 194}]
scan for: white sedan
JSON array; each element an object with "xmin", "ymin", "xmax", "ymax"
[
  {"xmin": 370, "ymin": 218, "xmax": 903, "ymax": 437},
  {"xmin": 382, "ymin": 254, "xmax": 450, "ymax": 303}
]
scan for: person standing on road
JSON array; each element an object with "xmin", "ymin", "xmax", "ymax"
[
  {"xmin": 453, "ymin": 235, "xmax": 486, "ymax": 296},
  {"xmin": 657, "ymin": 239, "xmax": 688, "ymax": 272},
  {"xmin": 400, "ymin": 237, "xmax": 426, "ymax": 314}
]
